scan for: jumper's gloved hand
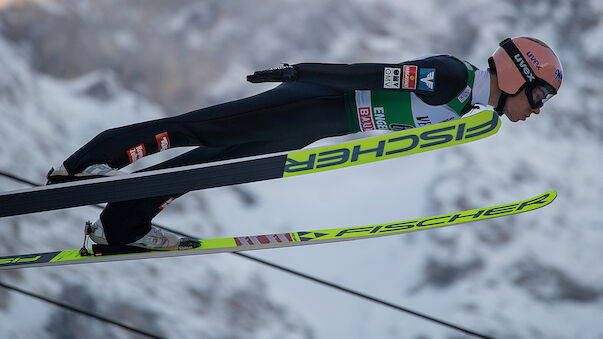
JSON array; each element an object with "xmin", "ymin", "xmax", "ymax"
[{"xmin": 247, "ymin": 64, "xmax": 298, "ymax": 83}]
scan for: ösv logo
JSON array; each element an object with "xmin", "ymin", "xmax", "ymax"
[{"xmin": 418, "ymin": 68, "xmax": 435, "ymax": 91}]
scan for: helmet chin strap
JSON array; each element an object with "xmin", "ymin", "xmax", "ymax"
[
  {"xmin": 488, "ymin": 56, "xmax": 506, "ymax": 116},
  {"xmin": 494, "ymin": 92, "xmax": 507, "ymax": 116}
]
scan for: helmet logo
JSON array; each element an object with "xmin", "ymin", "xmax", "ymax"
[
  {"xmin": 514, "ymin": 54, "xmax": 536, "ymax": 82},
  {"xmin": 555, "ymin": 69, "xmax": 563, "ymax": 82},
  {"xmin": 526, "ymin": 51, "xmax": 543, "ymax": 70}
]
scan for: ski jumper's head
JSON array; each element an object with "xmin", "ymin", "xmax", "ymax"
[{"xmin": 487, "ymin": 37, "xmax": 563, "ymax": 122}]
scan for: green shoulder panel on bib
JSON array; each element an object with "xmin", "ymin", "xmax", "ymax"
[{"xmin": 446, "ymin": 60, "xmax": 476, "ymax": 116}]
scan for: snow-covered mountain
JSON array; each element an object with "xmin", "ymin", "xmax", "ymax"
[{"xmin": 0, "ymin": 0, "xmax": 602, "ymax": 338}]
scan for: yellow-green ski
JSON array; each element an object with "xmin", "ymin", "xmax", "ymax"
[
  {"xmin": 0, "ymin": 190, "xmax": 556, "ymax": 270},
  {"xmin": 283, "ymin": 109, "xmax": 500, "ymax": 176}
]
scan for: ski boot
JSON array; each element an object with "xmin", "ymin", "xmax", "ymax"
[
  {"xmin": 84, "ymin": 219, "xmax": 200, "ymax": 253},
  {"xmin": 128, "ymin": 226, "xmax": 200, "ymax": 251},
  {"xmin": 46, "ymin": 163, "xmax": 126, "ymax": 184}
]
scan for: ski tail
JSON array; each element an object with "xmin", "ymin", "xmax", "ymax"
[{"xmin": 0, "ymin": 190, "xmax": 556, "ymax": 270}]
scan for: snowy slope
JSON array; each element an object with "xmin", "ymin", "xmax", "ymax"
[
  {"xmin": 0, "ymin": 0, "xmax": 602, "ymax": 338},
  {"xmin": 0, "ymin": 37, "xmax": 312, "ymax": 339}
]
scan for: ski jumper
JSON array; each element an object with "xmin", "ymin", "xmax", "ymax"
[{"xmin": 60, "ymin": 55, "xmax": 490, "ymax": 244}]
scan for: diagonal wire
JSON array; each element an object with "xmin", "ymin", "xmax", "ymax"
[
  {"xmin": 0, "ymin": 171, "xmax": 494, "ymax": 339},
  {"xmin": 0, "ymin": 280, "xmax": 164, "ymax": 338},
  {"xmin": 231, "ymin": 252, "xmax": 494, "ymax": 338}
]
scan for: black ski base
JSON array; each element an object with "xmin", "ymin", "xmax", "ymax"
[{"xmin": 89, "ymin": 244, "xmax": 153, "ymax": 256}]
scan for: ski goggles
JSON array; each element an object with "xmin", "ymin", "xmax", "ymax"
[{"xmin": 526, "ymin": 81, "xmax": 556, "ymax": 109}]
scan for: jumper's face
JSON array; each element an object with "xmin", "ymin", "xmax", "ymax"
[{"xmin": 503, "ymin": 85, "xmax": 550, "ymax": 122}]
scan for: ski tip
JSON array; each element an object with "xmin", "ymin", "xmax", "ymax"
[
  {"xmin": 539, "ymin": 190, "xmax": 557, "ymax": 203},
  {"xmin": 516, "ymin": 190, "xmax": 557, "ymax": 213}
]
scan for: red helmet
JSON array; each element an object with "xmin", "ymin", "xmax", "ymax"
[{"xmin": 489, "ymin": 37, "xmax": 563, "ymax": 111}]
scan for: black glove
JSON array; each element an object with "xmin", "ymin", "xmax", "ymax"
[{"xmin": 247, "ymin": 64, "xmax": 298, "ymax": 83}]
